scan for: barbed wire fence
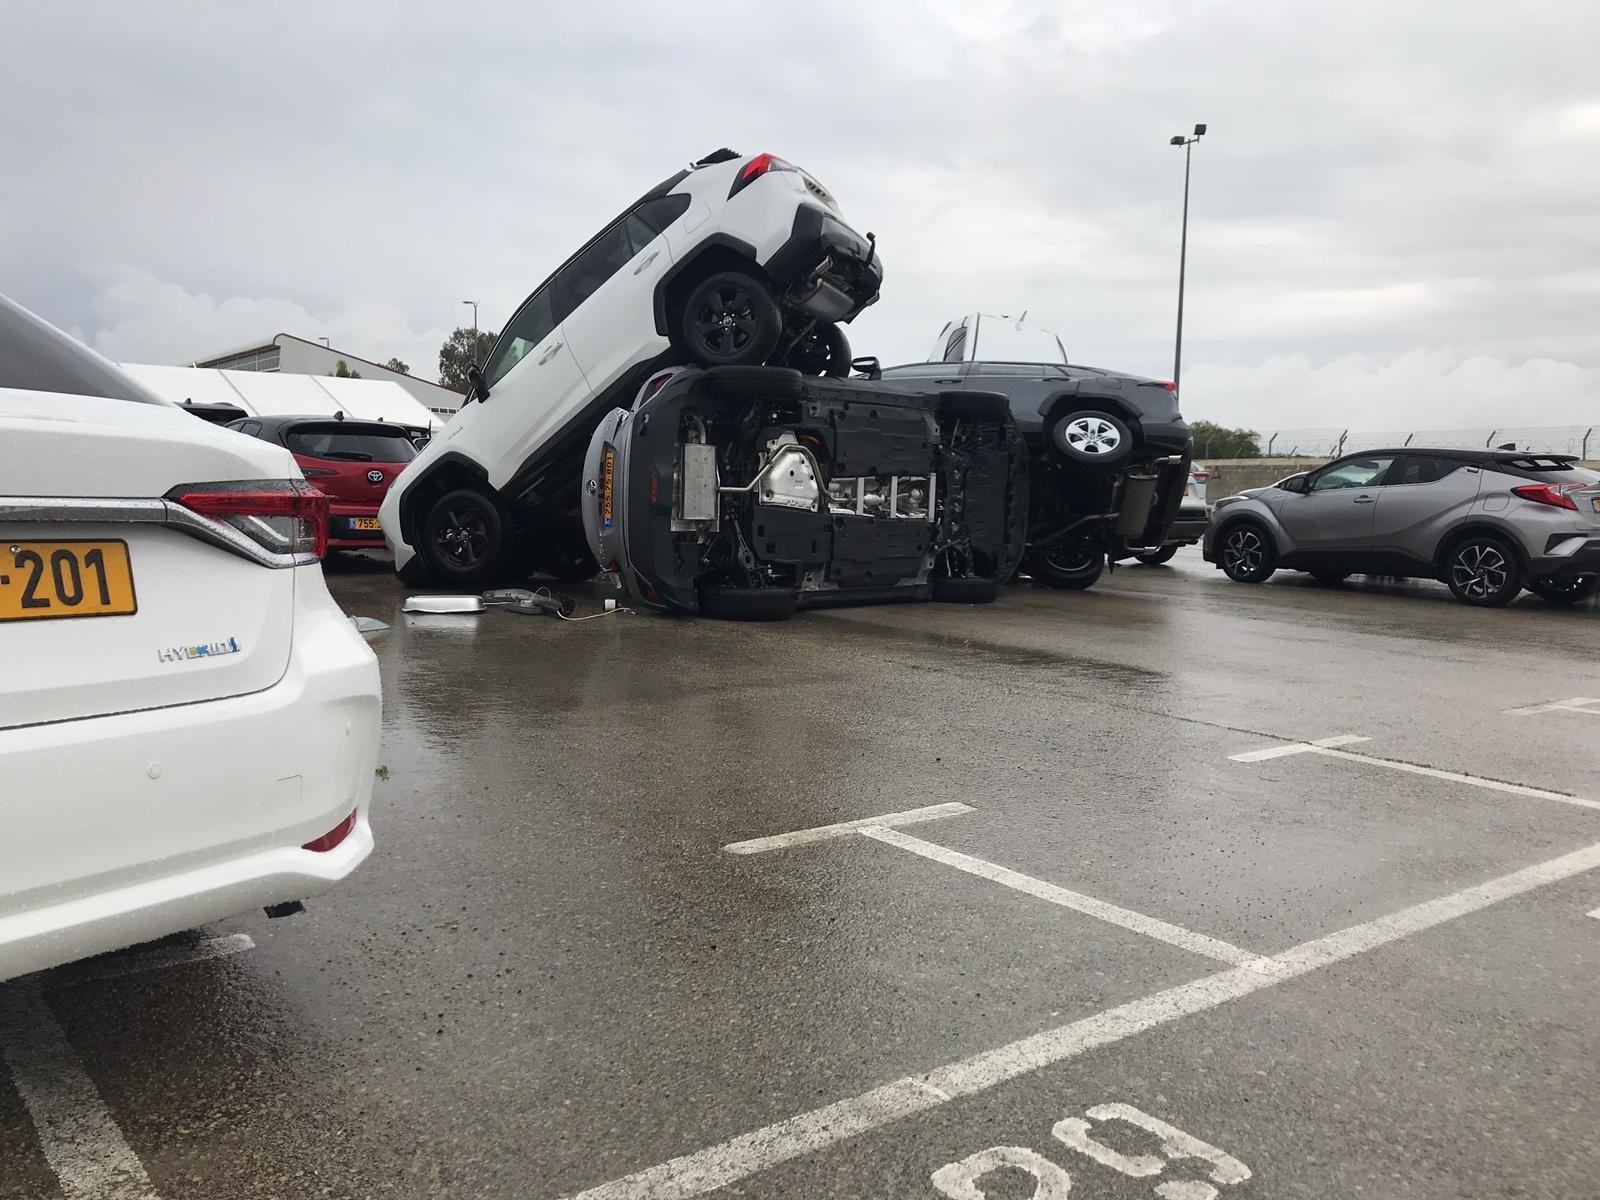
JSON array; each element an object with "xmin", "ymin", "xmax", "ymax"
[{"xmin": 1202, "ymin": 425, "xmax": 1598, "ymax": 460}]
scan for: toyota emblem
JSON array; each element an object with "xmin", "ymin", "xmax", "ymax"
[{"xmin": 367, "ymin": 469, "xmax": 385, "ymax": 484}]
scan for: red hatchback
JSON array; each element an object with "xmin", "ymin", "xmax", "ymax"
[{"xmin": 229, "ymin": 415, "xmax": 421, "ymax": 550}]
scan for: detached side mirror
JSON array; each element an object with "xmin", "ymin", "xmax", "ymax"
[
  {"xmin": 466, "ymin": 363, "xmax": 489, "ymax": 402},
  {"xmin": 1278, "ymin": 473, "xmax": 1310, "ymax": 494},
  {"xmin": 851, "ymin": 355, "xmax": 881, "ymax": 381}
]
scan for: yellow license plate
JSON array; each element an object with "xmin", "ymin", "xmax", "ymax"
[
  {"xmin": 351, "ymin": 517, "xmax": 383, "ymax": 531},
  {"xmin": 1593, "ymin": 498, "xmax": 1600, "ymax": 513},
  {"xmin": 601, "ymin": 446, "xmax": 615, "ymax": 528},
  {"xmin": 1, "ymin": 540, "xmax": 137, "ymax": 622}
]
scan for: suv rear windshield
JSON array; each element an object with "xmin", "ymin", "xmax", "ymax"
[
  {"xmin": 284, "ymin": 424, "xmax": 417, "ymax": 463},
  {"xmin": 0, "ymin": 295, "xmax": 165, "ymax": 405}
]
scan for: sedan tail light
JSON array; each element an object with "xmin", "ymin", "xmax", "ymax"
[
  {"xmin": 1511, "ymin": 483, "xmax": 1583, "ymax": 511},
  {"xmin": 168, "ymin": 479, "xmax": 330, "ymax": 560},
  {"xmin": 1191, "ymin": 469, "xmax": 1211, "ymax": 481},
  {"xmin": 728, "ymin": 152, "xmax": 796, "ymax": 198}
]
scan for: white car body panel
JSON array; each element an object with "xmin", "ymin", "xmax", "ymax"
[
  {"xmin": 0, "ymin": 303, "xmax": 382, "ymax": 980},
  {"xmin": 381, "ymin": 153, "xmax": 880, "ymax": 578}
]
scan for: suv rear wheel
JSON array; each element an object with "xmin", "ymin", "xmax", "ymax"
[
  {"xmin": 1444, "ymin": 534, "xmax": 1523, "ymax": 606},
  {"xmin": 1050, "ymin": 409, "xmax": 1133, "ymax": 469},
  {"xmin": 677, "ymin": 271, "xmax": 782, "ymax": 367}
]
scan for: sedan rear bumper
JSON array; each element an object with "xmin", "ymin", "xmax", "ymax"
[{"xmin": 0, "ymin": 571, "xmax": 380, "ymax": 981}]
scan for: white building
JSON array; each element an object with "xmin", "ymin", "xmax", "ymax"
[
  {"xmin": 191, "ymin": 333, "xmax": 462, "ymax": 417},
  {"xmin": 117, "ymin": 364, "xmax": 444, "ymax": 431}
]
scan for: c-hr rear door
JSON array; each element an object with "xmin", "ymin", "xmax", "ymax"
[{"xmin": 1369, "ymin": 455, "xmax": 1483, "ymax": 572}]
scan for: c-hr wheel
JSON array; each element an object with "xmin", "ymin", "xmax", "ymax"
[
  {"xmin": 1444, "ymin": 534, "xmax": 1523, "ymax": 606},
  {"xmin": 1219, "ymin": 524, "xmax": 1276, "ymax": 583},
  {"xmin": 1526, "ymin": 575, "xmax": 1599, "ymax": 606},
  {"xmin": 677, "ymin": 271, "xmax": 782, "ymax": 367}
]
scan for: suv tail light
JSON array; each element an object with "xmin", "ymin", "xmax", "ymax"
[
  {"xmin": 1511, "ymin": 483, "xmax": 1583, "ymax": 511},
  {"xmin": 168, "ymin": 479, "xmax": 330, "ymax": 561},
  {"xmin": 728, "ymin": 152, "xmax": 796, "ymax": 198},
  {"xmin": 1191, "ymin": 469, "xmax": 1211, "ymax": 481}
]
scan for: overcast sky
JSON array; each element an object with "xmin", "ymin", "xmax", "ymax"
[{"xmin": 4, "ymin": 0, "xmax": 1598, "ymax": 437}]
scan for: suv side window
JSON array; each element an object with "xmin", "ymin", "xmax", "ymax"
[
  {"xmin": 1393, "ymin": 455, "xmax": 1459, "ymax": 485},
  {"xmin": 942, "ymin": 326, "xmax": 967, "ymax": 362},
  {"xmin": 555, "ymin": 221, "xmax": 636, "ymax": 318},
  {"xmin": 1311, "ymin": 456, "xmax": 1395, "ymax": 491},
  {"xmin": 628, "ymin": 194, "xmax": 690, "ymax": 243},
  {"xmin": 483, "ymin": 286, "xmax": 558, "ymax": 388}
]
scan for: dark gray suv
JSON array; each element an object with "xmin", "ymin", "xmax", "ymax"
[{"xmin": 1203, "ymin": 448, "xmax": 1600, "ymax": 606}]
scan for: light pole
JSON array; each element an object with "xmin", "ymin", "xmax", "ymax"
[
  {"xmin": 461, "ymin": 299, "xmax": 479, "ymax": 345},
  {"xmin": 1168, "ymin": 122, "xmax": 1207, "ymax": 397}
]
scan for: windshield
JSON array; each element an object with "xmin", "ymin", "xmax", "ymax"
[{"xmin": 284, "ymin": 424, "xmax": 417, "ymax": 462}]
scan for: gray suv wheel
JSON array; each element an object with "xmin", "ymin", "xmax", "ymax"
[
  {"xmin": 1220, "ymin": 524, "xmax": 1276, "ymax": 583},
  {"xmin": 1444, "ymin": 535, "xmax": 1522, "ymax": 606}
]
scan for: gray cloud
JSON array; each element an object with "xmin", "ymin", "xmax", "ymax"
[{"xmin": 3, "ymin": 0, "xmax": 1597, "ymax": 433}]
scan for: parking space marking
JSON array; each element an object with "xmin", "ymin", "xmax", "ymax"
[
  {"xmin": 559, "ymin": 837, "xmax": 1600, "ymax": 1200},
  {"xmin": 1227, "ymin": 734, "xmax": 1369, "ymax": 762},
  {"xmin": 45, "ymin": 934, "xmax": 255, "ymax": 988},
  {"xmin": 1504, "ymin": 697, "xmax": 1600, "ymax": 717},
  {"xmin": 722, "ymin": 802, "xmax": 973, "ymax": 854},
  {"xmin": 860, "ymin": 826, "xmax": 1268, "ymax": 969},
  {"xmin": 1231, "ymin": 736, "xmax": 1600, "ymax": 811},
  {"xmin": 1589, "ymin": 907, "xmax": 1600, "ymax": 920},
  {"xmin": 0, "ymin": 980, "xmax": 159, "ymax": 1199}
]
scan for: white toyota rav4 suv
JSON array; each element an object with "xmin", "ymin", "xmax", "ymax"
[
  {"xmin": 0, "ymin": 295, "xmax": 381, "ymax": 981},
  {"xmin": 380, "ymin": 148, "xmax": 884, "ymax": 585}
]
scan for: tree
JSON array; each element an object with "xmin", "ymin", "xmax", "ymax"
[
  {"xmin": 329, "ymin": 360, "xmax": 362, "ymax": 379},
  {"xmin": 382, "ymin": 357, "xmax": 411, "ymax": 375},
  {"xmin": 1189, "ymin": 420, "xmax": 1261, "ymax": 459},
  {"xmin": 438, "ymin": 326, "xmax": 497, "ymax": 393}
]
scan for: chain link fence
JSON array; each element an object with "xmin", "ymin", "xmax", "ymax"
[{"xmin": 1227, "ymin": 426, "xmax": 1598, "ymax": 461}]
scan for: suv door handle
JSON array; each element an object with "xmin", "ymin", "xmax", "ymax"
[
  {"xmin": 1353, "ymin": 494, "xmax": 1375, "ymax": 503},
  {"xmin": 537, "ymin": 341, "xmax": 563, "ymax": 365},
  {"xmin": 632, "ymin": 251, "xmax": 661, "ymax": 275}
]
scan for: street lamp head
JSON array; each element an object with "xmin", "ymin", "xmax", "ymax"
[
  {"xmin": 1169, "ymin": 135, "xmax": 1186, "ymax": 146},
  {"xmin": 1194, "ymin": 122, "xmax": 1207, "ymax": 136}
]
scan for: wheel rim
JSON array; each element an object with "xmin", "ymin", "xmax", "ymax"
[
  {"xmin": 693, "ymin": 284, "xmax": 758, "ymax": 358},
  {"xmin": 1045, "ymin": 540, "xmax": 1099, "ymax": 574},
  {"xmin": 1540, "ymin": 576, "xmax": 1588, "ymax": 597},
  {"xmin": 434, "ymin": 505, "xmax": 489, "ymax": 568},
  {"xmin": 1224, "ymin": 529, "xmax": 1264, "ymax": 575},
  {"xmin": 1063, "ymin": 416, "xmax": 1122, "ymax": 456},
  {"xmin": 1450, "ymin": 543, "xmax": 1507, "ymax": 598}
]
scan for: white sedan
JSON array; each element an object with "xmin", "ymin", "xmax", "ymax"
[{"xmin": 0, "ymin": 295, "xmax": 381, "ymax": 981}]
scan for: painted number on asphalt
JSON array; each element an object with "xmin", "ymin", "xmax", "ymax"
[{"xmin": 932, "ymin": 1102, "xmax": 1250, "ymax": 1199}]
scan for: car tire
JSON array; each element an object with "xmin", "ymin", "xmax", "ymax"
[
  {"xmin": 1218, "ymin": 522, "xmax": 1277, "ymax": 583},
  {"xmin": 1310, "ymin": 571, "xmax": 1350, "ymax": 584},
  {"xmin": 1028, "ymin": 540, "xmax": 1106, "ymax": 590},
  {"xmin": 703, "ymin": 364, "xmax": 804, "ymax": 402},
  {"xmin": 932, "ymin": 574, "xmax": 999, "ymax": 603},
  {"xmin": 1444, "ymin": 534, "xmax": 1523, "ymax": 606},
  {"xmin": 1135, "ymin": 545, "xmax": 1180, "ymax": 566},
  {"xmin": 1049, "ymin": 409, "xmax": 1134, "ymax": 468},
  {"xmin": 421, "ymin": 488, "xmax": 506, "ymax": 586},
  {"xmin": 677, "ymin": 271, "xmax": 783, "ymax": 367},
  {"xmin": 1525, "ymin": 574, "xmax": 1597, "ymax": 606},
  {"xmin": 697, "ymin": 584, "xmax": 799, "ymax": 621},
  {"xmin": 939, "ymin": 391, "xmax": 1011, "ymax": 422},
  {"xmin": 781, "ymin": 322, "xmax": 852, "ymax": 377}
]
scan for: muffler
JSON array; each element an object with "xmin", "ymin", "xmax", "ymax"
[{"xmin": 1113, "ymin": 472, "xmax": 1160, "ymax": 538}]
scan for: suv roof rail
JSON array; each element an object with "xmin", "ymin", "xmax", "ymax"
[{"xmin": 1489, "ymin": 449, "xmax": 1579, "ymax": 466}]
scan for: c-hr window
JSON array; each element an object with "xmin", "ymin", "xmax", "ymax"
[
  {"xmin": 483, "ymin": 287, "xmax": 558, "ymax": 388},
  {"xmin": 1393, "ymin": 456, "xmax": 1460, "ymax": 485},
  {"xmin": 1311, "ymin": 456, "xmax": 1395, "ymax": 491}
]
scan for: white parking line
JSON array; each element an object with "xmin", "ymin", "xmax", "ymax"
[
  {"xmin": 1589, "ymin": 907, "xmax": 1600, "ymax": 921},
  {"xmin": 722, "ymin": 802, "xmax": 973, "ymax": 854},
  {"xmin": 1228, "ymin": 734, "xmax": 1369, "ymax": 762},
  {"xmin": 0, "ymin": 981, "xmax": 159, "ymax": 1199},
  {"xmin": 46, "ymin": 934, "xmax": 255, "ymax": 988},
  {"xmin": 1231, "ymin": 736, "xmax": 1600, "ymax": 812},
  {"xmin": 557, "ymin": 836, "xmax": 1600, "ymax": 1200},
  {"xmin": 1504, "ymin": 697, "xmax": 1600, "ymax": 717},
  {"xmin": 860, "ymin": 826, "xmax": 1268, "ymax": 969}
]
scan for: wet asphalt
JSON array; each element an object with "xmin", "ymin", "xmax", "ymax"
[{"xmin": 4, "ymin": 548, "xmax": 1600, "ymax": 1199}]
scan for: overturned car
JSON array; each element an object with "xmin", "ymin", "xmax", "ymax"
[{"xmin": 581, "ymin": 365, "xmax": 1028, "ymax": 619}]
